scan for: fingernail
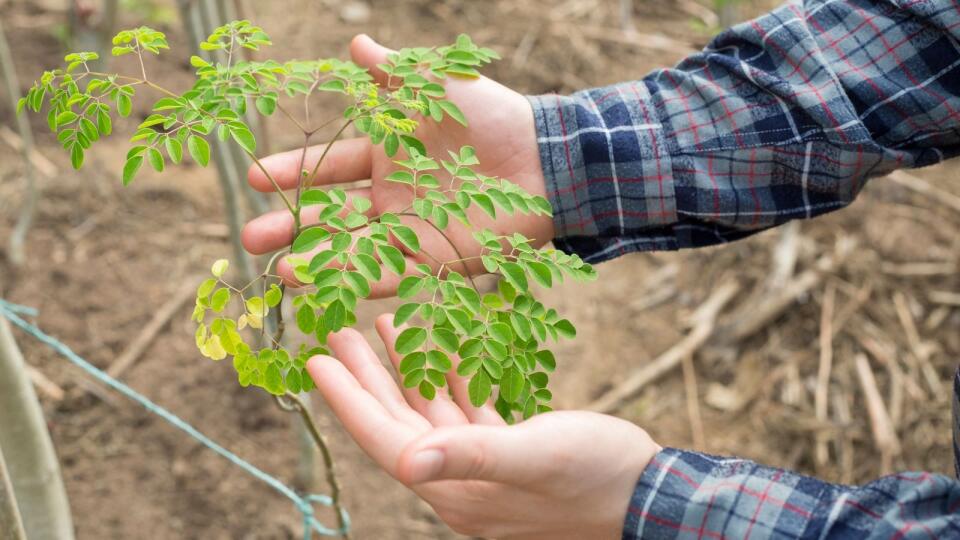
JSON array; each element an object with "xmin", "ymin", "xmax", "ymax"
[{"xmin": 408, "ymin": 449, "xmax": 444, "ymax": 483}]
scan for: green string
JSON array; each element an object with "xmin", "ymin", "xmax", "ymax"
[{"xmin": 0, "ymin": 298, "xmax": 349, "ymax": 539}]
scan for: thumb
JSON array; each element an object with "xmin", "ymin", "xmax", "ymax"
[
  {"xmin": 349, "ymin": 34, "xmax": 393, "ymax": 86},
  {"xmin": 397, "ymin": 424, "xmax": 549, "ymax": 486}
]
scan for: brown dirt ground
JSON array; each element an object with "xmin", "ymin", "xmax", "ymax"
[{"xmin": 1, "ymin": 0, "xmax": 958, "ymax": 538}]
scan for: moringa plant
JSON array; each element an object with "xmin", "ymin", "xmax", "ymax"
[{"xmin": 18, "ymin": 20, "xmax": 596, "ymax": 531}]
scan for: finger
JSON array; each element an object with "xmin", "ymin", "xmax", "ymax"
[
  {"xmin": 349, "ymin": 34, "xmax": 394, "ymax": 87},
  {"xmin": 248, "ymin": 137, "xmax": 373, "ymax": 192},
  {"xmin": 241, "ymin": 187, "xmax": 372, "ymax": 255},
  {"xmin": 396, "ymin": 424, "xmax": 550, "ymax": 485},
  {"xmin": 447, "ymin": 355, "xmax": 506, "ymax": 426},
  {"xmin": 327, "ymin": 328, "xmax": 431, "ymax": 430},
  {"xmin": 307, "ymin": 355, "xmax": 419, "ymax": 475},
  {"xmin": 376, "ymin": 314, "xmax": 469, "ymax": 427}
]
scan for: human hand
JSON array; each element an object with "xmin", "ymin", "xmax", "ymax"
[
  {"xmin": 307, "ymin": 314, "xmax": 660, "ymax": 540},
  {"xmin": 242, "ymin": 35, "xmax": 553, "ymax": 297}
]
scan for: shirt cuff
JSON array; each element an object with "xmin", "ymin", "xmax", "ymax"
[
  {"xmin": 526, "ymin": 87, "xmax": 678, "ymax": 262},
  {"xmin": 622, "ymin": 448, "xmax": 827, "ymax": 539}
]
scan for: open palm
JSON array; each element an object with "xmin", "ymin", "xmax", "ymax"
[
  {"xmin": 308, "ymin": 314, "xmax": 657, "ymax": 540},
  {"xmin": 241, "ymin": 35, "xmax": 553, "ymax": 297}
]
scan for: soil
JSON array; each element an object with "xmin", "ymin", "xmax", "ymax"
[{"xmin": 1, "ymin": 0, "xmax": 958, "ymax": 539}]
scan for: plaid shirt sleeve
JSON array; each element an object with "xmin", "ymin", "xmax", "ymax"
[
  {"xmin": 623, "ymin": 448, "xmax": 960, "ymax": 539},
  {"xmin": 527, "ymin": 0, "xmax": 960, "ymax": 263}
]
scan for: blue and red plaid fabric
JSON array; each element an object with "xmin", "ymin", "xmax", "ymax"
[
  {"xmin": 528, "ymin": 0, "xmax": 960, "ymax": 264},
  {"xmin": 527, "ymin": 0, "xmax": 960, "ymax": 537},
  {"xmin": 626, "ymin": 449, "xmax": 960, "ymax": 539}
]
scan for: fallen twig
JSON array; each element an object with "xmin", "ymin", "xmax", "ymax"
[
  {"xmin": 106, "ymin": 279, "xmax": 198, "ymax": 379},
  {"xmin": 722, "ymin": 237, "xmax": 856, "ymax": 343},
  {"xmin": 815, "ymin": 284, "xmax": 836, "ymax": 467},
  {"xmin": 588, "ymin": 280, "xmax": 740, "ymax": 413},
  {"xmin": 888, "ymin": 170, "xmax": 960, "ymax": 215},
  {"xmin": 854, "ymin": 353, "xmax": 901, "ymax": 474},
  {"xmin": 681, "ymin": 353, "xmax": 705, "ymax": 449},
  {"xmin": 27, "ymin": 366, "xmax": 64, "ymax": 402}
]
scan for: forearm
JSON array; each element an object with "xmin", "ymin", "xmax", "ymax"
[
  {"xmin": 623, "ymin": 448, "xmax": 960, "ymax": 539},
  {"xmin": 529, "ymin": 0, "xmax": 960, "ymax": 262}
]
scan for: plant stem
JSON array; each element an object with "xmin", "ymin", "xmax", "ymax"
[
  {"xmin": 396, "ymin": 212, "xmax": 479, "ymax": 291},
  {"xmin": 305, "ymin": 120, "xmax": 353, "ymax": 188},
  {"xmin": 276, "ymin": 393, "xmax": 350, "ymax": 539}
]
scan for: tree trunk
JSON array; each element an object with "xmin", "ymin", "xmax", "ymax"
[
  {"xmin": 0, "ymin": 446, "xmax": 27, "ymax": 540},
  {"xmin": 0, "ymin": 319, "xmax": 74, "ymax": 540}
]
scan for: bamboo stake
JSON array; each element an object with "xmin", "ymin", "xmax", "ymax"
[
  {"xmin": 0, "ymin": 445, "xmax": 26, "ymax": 540},
  {"xmin": 0, "ymin": 19, "xmax": 38, "ymax": 266},
  {"xmin": 0, "ymin": 319, "xmax": 74, "ymax": 540}
]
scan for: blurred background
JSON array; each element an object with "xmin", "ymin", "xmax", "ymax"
[{"xmin": 1, "ymin": 0, "xmax": 958, "ymax": 538}]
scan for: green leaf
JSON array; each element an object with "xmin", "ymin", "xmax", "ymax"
[
  {"xmin": 165, "ymin": 137, "xmax": 183, "ymax": 164},
  {"xmin": 377, "ymin": 244, "xmax": 406, "ymax": 276},
  {"xmin": 230, "ymin": 125, "xmax": 256, "ymax": 153},
  {"xmin": 391, "ymin": 225, "xmax": 420, "ymax": 253},
  {"xmin": 468, "ymin": 371, "xmax": 492, "ymax": 407},
  {"xmin": 554, "ymin": 319, "xmax": 576, "ymax": 339},
  {"xmin": 343, "ymin": 271, "xmax": 370, "ymax": 297},
  {"xmin": 394, "ymin": 303, "xmax": 420, "ymax": 326},
  {"xmin": 430, "ymin": 328, "xmax": 459, "ymax": 353},
  {"xmin": 418, "ymin": 381, "xmax": 437, "ymax": 400},
  {"xmin": 296, "ymin": 304, "xmax": 317, "ymax": 333},
  {"xmin": 395, "ymin": 327, "xmax": 427, "ymax": 355},
  {"xmin": 456, "ymin": 356, "xmax": 482, "ymax": 377},
  {"xmin": 383, "ymin": 133, "xmax": 399, "ymax": 157},
  {"xmin": 210, "ymin": 288, "xmax": 230, "ymax": 311},
  {"xmin": 438, "ymin": 100, "xmax": 467, "ymax": 126},
  {"xmin": 301, "ymin": 189, "xmax": 332, "ymax": 205},
  {"xmin": 56, "ymin": 111, "xmax": 78, "ymax": 126},
  {"xmin": 397, "ymin": 276, "xmax": 423, "ymax": 299},
  {"xmin": 122, "ymin": 155, "xmax": 143, "ymax": 185},
  {"xmin": 70, "ymin": 144, "xmax": 84, "ymax": 170},
  {"xmin": 500, "ymin": 262, "xmax": 528, "ymax": 292},
  {"xmin": 499, "ymin": 368, "xmax": 524, "ymax": 403},
  {"xmin": 426, "ymin": 350, "xmax": 452, "ymax": 371},
  {"xmin": 255, "ymin": 95, "xmax": 276, "ymax": 116},
  {"xmin": 535, "ymin": 350, "xmax": 556, "ymax": 372},
  {"xmin": 385, "ymin": 171, "xmax": 414, "ymax": 185},
  {"xmin": 285, "ymin": 368, "xmax": 302, "ymax": 394},
  {"xmin": 292, "ymin": 228, "xmax": 331, "ymax": 253},
  {"xmin": 488, "ymin": 322, "xmax": 513, "ymax": 345},
  {"xmin": 399, "ymin": 352, "xmax": 426, "ymax": 374},
  {"xmin": 351, "ymin": 253, "xmax": 381, "ymax": 282},
  {"xmin": 525, "ymin": 260, "xmax": 553, "ymax": 288},
  {"xmin": 190, "ymin": 55, "xmax": 211, "ymax": 68},
  {"xmin": 147, "ymin": 147, "xmax": 164, "ymax": 172},
  {"xmin": 96, "ymin": 109, "xmax": 112, "ymax": 136},
  {"xmin": 188, "ymin": 135, "xmax": 210, "ymax": 166},
  {"xmin": 211, "ymin": 259, "xmax": 229, "ymax": 277},
  {"xmin": 117, "ymin": 93, "xmax": 132, "ymax": 117},
  {"xmin": 325, "ymin": 299, "xmax": 347, "ymax": 332}
]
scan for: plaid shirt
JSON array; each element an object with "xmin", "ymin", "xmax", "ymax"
[{"xmin": 528, "ymin": 0, "xmax": 960, "ymax": 537}]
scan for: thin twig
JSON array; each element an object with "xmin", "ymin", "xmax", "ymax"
[
  {"xmin": 589, "ymin": 280, "xmax": 741, "ymax": 413},
  {"xmin": 814, "ymin": 283, "xmax": 836, "ymax": 468},
  {"xmin": 854, "ymin": 353, "xmax": 901, "ymax": 475},
  {"xmin": 106, "ymin": 279, "xmax": 198, "ymax": 379}
]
